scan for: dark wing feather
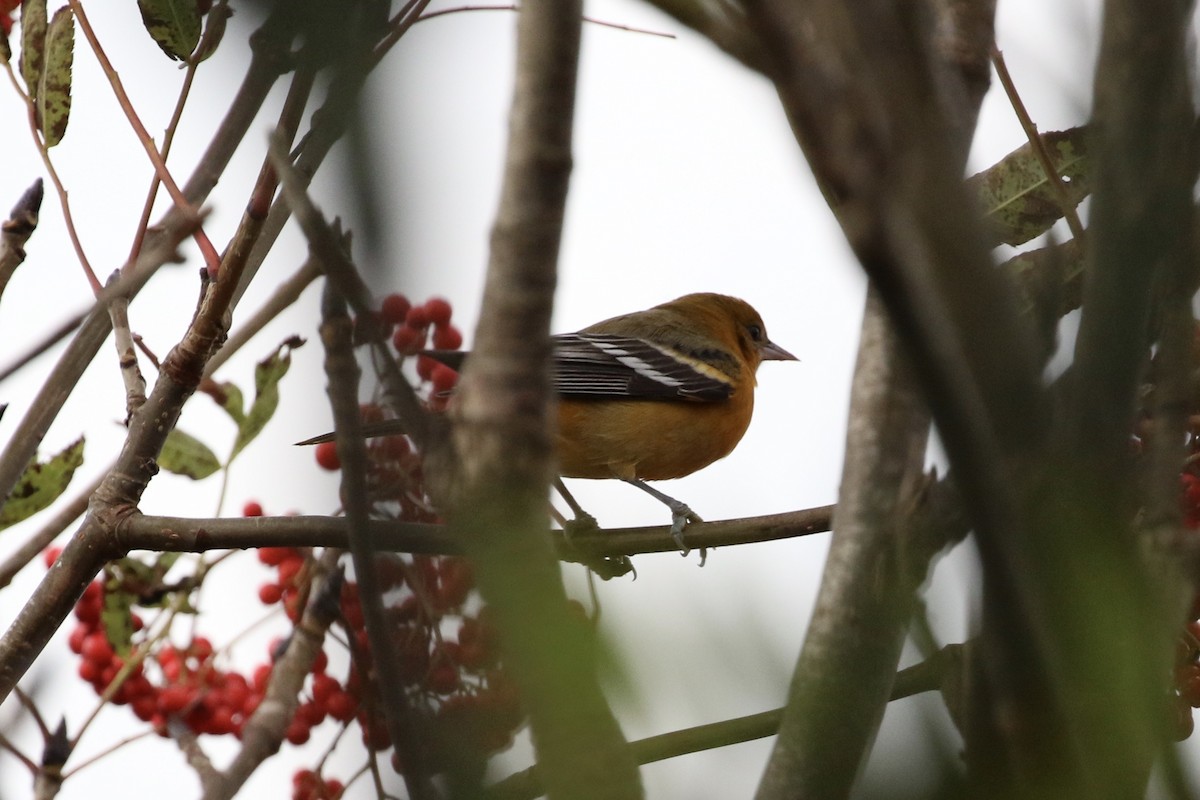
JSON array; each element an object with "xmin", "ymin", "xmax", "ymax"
[{"xmin": 551, "ymin": 333, "xmax": 733, "ymax": 402}]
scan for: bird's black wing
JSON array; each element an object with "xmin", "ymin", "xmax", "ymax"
[{"xmin": 550, "ymin": 333, "xmax": 733, "ymax": 402}]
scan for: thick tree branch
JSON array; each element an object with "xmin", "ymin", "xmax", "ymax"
[
  {"xmin": 429, "ymin": 2, "xmax": 641, "ymax": 798},
  {"xmin": 757, "ymin": 291, "xmax": 933, "ymax": 799},
  {"xmin": 751, "ymin": 2, "xmax": 993, "ymax": 797}
]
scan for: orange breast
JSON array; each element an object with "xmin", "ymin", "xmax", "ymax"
[{"xmin": 555, "ymin": 389, "xmax": 755, "ymax": 481}]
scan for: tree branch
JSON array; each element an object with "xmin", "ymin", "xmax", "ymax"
[{"xmin": 429, "ymin": 2, "xmax": 641, "ymax": 797}]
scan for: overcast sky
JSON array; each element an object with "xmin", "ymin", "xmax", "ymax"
[{"xmin": 0, "ymin": 1, "xmax": 1157, "ymax": 798}]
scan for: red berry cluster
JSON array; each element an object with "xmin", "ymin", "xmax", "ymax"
[
  {"xmin": 313, "ymin": 294, "xmax": 462, "ymax": 476},
  {"xmin": 383, "ymin": 293, "xmax": 462, "ymax": 411},
  {"xmin": 62, "ymin": 574, "xmax": 261, "ymax": 737},
  {"xmin": 251, "ymin": 532, "xmax": 523, "ymax": 771},
  {"xmin": 292, "ymin": 769, "xmax": 344, "ymax": 800}
]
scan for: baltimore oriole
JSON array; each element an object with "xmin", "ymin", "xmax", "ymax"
[{"xmin": 302, "ymin": 293, "xmax": 796, "ymax": 548}]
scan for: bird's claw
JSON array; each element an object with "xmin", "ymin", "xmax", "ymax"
[
  {"xmin": 668, "ymin": 503, "xmax": 706, "ymax": 566},
  {"xmin": 563, "ymin": 511, "xmax": 601, "ymax": 544}
]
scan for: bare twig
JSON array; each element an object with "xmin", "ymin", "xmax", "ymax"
[
  {"xmin": 107, "ymin": 273, "xmax": 148, "ymax": 422},
  {"xmin": 66, "ymin": 0, "xmax": 220, "ymax": 273},
  {"xmin": 990, "ymin": 47, "xmax": 1086, "ymax": 244},
  {"xmin": 114, "ymin": 506, "xmax": 836, "ymax": 559},
  {"xmin": 416, "ymin": 5, "xmax": 676, "ymax": 39}
]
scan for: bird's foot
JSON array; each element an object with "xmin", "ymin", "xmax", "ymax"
[
  {"xmin": 562, "ymin": 512, "xmax": 635, "ymax": 580},
  {"xmin": 563, "ymin": 510, "xmax": 601, "ymax": 543},
  {"xmin": 667, "ymin": 503, "xmax": 706, "ymax": 565}
]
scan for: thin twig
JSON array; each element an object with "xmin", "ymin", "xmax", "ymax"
[
  {"xmin": 65, "ymin": 0, "xmax": 219, "ymax": 273},
  {"xmin": 416, "ymin": 4, "xmax": 676, "ymax": 39},
  {"xmin": 487, "ymin": 643, "xmax": 962, "ymax": 799},
  {"xmin": 126, "ymin": 47, "xmax": 202, "ymax": 267},
  {"xmin": 990, "ymin": 47, "xmax": 1087, "ymax": 244}
]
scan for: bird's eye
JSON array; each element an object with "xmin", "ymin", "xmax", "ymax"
[{"xmin": 746, "ymin": 323, "xmax": 763, "ymax": 341}]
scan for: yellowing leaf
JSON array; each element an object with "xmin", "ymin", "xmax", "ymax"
[
  {"xmin": 967, "ymin": 126, "xmax": 1090, "ymax": 247},
  {"xmin": 158, "ymin": 428, "xmax": 221, "ymax": 480},
  {"xmin": 0, "ymin": 437, "xmax": 84, "ymax": 531},
  {"xmin": 230, "ymin": 337, "xmax": 303, "ymax": 461},
  {"xmin": 19, "ymin": 0, "xmax": 46, "ymax": 102},
  {"xmin": 216, "ymin": 381, "xmax": 246, "ymax": 426},
  {"xmin": 38, "ymin": 7, "xmax": 73, "ymax": 147},
  {"xmin": 137, "ymin": 0, "xmax": 200, "ymax": 61}
]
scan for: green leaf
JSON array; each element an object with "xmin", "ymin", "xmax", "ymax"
[
  {"xmin": 19, "ymin": 0, "xmax": 46, "ymax": 102},
  {"xmin": 0, "ymin": 437, "xmax": 84, "ymax": 531},
  {"xmin": 159, "ymin": 429, "xmax": 221, "ymax": 480},
  {"xmin": 230, "ymin": 337, "xmax": 304, "ymax": 461},
  {"xmin": 38, "ymin": 7, "xmax": 72, "ymax": 147},
  {"xmin": 101, "ymin": 574, "xmax": 137, "ymax": 658},
  {"xmin": 136, "ymin": 0, "xmax": 200, "ymax": 61},
  {"xmin": 967, "ymin": 126, "xmax": 1091, "ymax": 247},
  {"xmin": 216, "ymin": 381, "xmax": 246, "ymax": 427}
]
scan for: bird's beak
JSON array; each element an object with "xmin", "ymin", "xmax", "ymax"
[{"xmin": 759, "ymin": 339, "xmax": 798, "ymax": 362}]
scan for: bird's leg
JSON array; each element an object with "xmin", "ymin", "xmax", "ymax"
[
  {"xmin": 554, "ymin": 479, "xmax": 634, "ymax": 579},
  {"xmin": 624, "ymin": 479, "xmax": 704, "ymax": 557},
  {"xmin": 554, "ymin": 478, "xmax": 599, "ymax": 535}
]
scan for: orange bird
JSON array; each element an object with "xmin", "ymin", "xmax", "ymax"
[{"xmin": 303, "ymin": 293, "xmax": 796, "ymax": 549}]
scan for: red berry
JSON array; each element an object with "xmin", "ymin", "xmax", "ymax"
[
  {"xmin": 424, "ymin": 297, "xmax": 453, "ymax": 327},
  {"xmin": 81, "ymin": 632, "xmax": 115, "ymax": 665},
  {"xmin": 427, "ymin": 663, "xmax": 460, "ymax": 695},
  {"xmin": 158, "ymin": 685, "xmax": 194, "ymax": 714},
  {"xmin": 315, "ymin": 441, "xmax": 341, "ymax": 471},
  {"xmin": 432, "ymin": 324, "xmax": 463, "ymax": 350},
  {"xmin": 258, "ymin": 546, "xmax": 294, "ymax": 566},
  {"xmin": 312, "ymin": 673, "xmax": 340, "ymax": 706},
  {"xmin": 78, "ymin": 660, "xmax": 101, "ymax": 683},
  {"xmin": 208, "ymin": 705, "xmax": 237, "ymax": 735},
  {"xmin": 258, "ymin": 583, "xmax": 284, "ymax": 605},
  {"xmin": 278, "ymin": 556, "xmax": 305, "ymax": 587},
  {"xmin": 133, "ymin": 693, "xmax": 158, "ymax": 721},
  {"xmin": 42, "ymin": 546, "xmax": 63, "ymax": 568},
  {"xmin": 416, "ymin": 355, "xmax": 439, "ymax": 382},
  {"xmin": 252, "ymin": 664, "xmax": 273, "ymax": 693},
  {"xmin": 68, "ymin": 624, "xmax": 89, "ymax": 654},
  {"xmin": 223, "ymin": 674, "xmax": 251, "ymax": 710},
  {"xmin": 430, "ymin": 363, "xmax": 458, "ymax": 394},
  {"xmin": 405, "ymin": 306, "xmax": 431, "ymax": 329},
  {"xmin": 391, "ymin": 325, "xmax": 424, "ymax": 355},
  {"xmin": 285, "ymin": 719, "xmax": 312, "ymax": 745},
  {"xmin": 242, "ymin": 500, "xmax": 264, "ymax": 517},
  {"xmin": 380, "ymin": 294, "xmax": 412, "ymax": 326},
  {"xmin": 342, "ymin": 596, "xmax": 364, "ymax": 631},
  {"xmin": 326, "ymin": 690, "xmax": 358, "ymax": 722},
  {"xmin": 191, "ymin": 637, "xmax": 214, "ymax": 661}
]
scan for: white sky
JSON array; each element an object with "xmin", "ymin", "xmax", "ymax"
[{"xmin": 0, "ymin": 1, "xmax": 1171, "ymax": 798}]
